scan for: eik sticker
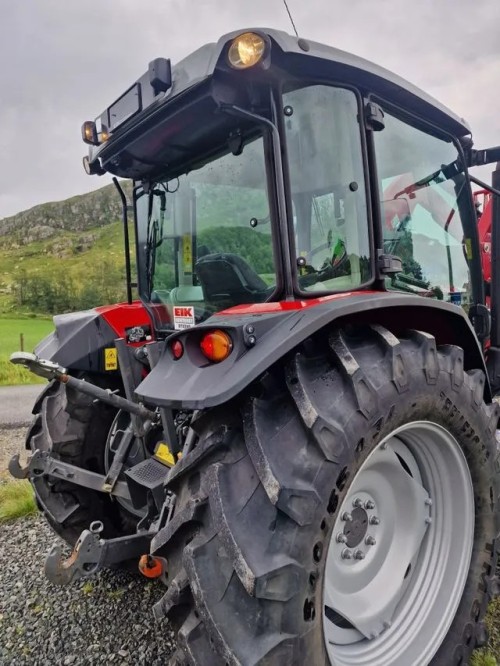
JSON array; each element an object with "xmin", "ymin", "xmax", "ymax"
[{"xmin": 173, "ymin": 305, "xmax": 195, "ymax": 330}]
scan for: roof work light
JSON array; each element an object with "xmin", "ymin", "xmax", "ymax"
[
  {"xmin": 227, "ymin": 32, "xmax": 267, "ymax": 69},
  {"xmin": 81, "ymin": 121, "xmax": 99, "ymax": 146}
]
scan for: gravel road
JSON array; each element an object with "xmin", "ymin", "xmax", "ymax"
[
  {"xmin": 0, "ymin": 384, "xmax": 44, "ymax": 429},
  {"xmin": 0, "ymin": 424, "xmax": 176, "ymax": 665},
  {"xmin": 0, "ymin": 427, "xmax": 28, "ymax": 472}
]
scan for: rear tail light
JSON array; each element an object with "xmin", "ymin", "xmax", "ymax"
[
  {"xmin": 171, "ymin": 340, "xmax": 184, "ymax": 360},
  {"xmin": 200, "ymin": 330, "xmax": 233, "ymax": 363}
]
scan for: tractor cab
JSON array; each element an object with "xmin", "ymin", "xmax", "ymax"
[{"xmin": 82, "ymin": 29, "xmax": 486, "ymax": 339}]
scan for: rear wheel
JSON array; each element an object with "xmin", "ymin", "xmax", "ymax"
[
  {"xmin": 154, "ymin": 325, "xmax": 500, "ymax": 666},
  {"xmin": 27, "ymin": 375, "xmax": 143, "ymax": 545}
]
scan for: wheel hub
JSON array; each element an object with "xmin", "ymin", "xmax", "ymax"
[{"xmin": 343, "ymin": 505, "xmax": 368, "ymax": 548}]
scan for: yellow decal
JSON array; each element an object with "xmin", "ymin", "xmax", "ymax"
[
  {"xmin": 464, "ymin": 238, "xmax": 473, "ymax": 260},
  {"xmin": 154, "ymin": 442, "xmax": 176, "ymax": 467},
  {"xmin": 182, "ymin": 234, "xmax": 192, "ymax": 273},
  {"xmin": 104, "ymin": 347, "xmax": 118, "ymax": 371}
]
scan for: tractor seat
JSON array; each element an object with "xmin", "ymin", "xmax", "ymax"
[
  {"xmin": 195, "ymin": 253, "xmax": 269, "ymax": 308},
  {"xmin": 169, "ymin": 286, "xmax": 204, "ymax": 304}
]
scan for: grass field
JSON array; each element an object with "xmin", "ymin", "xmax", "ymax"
[
  {"xmin": 0, "ymin": 317, "xmax": 54, "ymax": 385},
  {"xmin": 0, "ymin": 478, "xmax": 37, "ymax": 523}
]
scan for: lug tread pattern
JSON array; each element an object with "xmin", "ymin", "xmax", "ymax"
[
  {"xmin": 244, "ymin": 396, "xmax": 322, "ymax": 525},
  {"xmin": 208, "ymin": 458, "xmax": 305, "ymax": 600},
  {"xmin": 153, "ymin": 568, "xmax": 190, "ymax": 620},
  {"xmin": 151, "ymin": 497, "xmax": 208, "ymax": 554}
]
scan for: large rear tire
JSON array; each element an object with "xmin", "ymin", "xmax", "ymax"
[
  {"xmin": 27, "ymin": 376, "xmax": 137, "ymax": 545},
  {"xmin": 154, "ymin": 325, "xmax": 500, "ymax": 666}
]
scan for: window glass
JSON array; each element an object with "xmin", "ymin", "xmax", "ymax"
[
  {"xmin": 284, "ymin": 85, "xmax": 371, "ymax": 292},
  {"xmin": 375, "ymin": 112, "xmax": 473, "ymax": 308},
  {"xmin": 135, "ymin": 136, "xmax": 275, "ymax": 329}
]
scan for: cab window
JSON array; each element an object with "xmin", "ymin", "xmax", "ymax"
[{"xmin": 374, "ymin": 111, "xmax": 473, "ymax": 309}]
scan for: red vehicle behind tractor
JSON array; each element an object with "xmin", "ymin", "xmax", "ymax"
[{"xmin": 10, "ymin": 28, "xmax": 500, "ymax": 665}]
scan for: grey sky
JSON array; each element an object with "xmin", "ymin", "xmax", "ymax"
[{"xmin": 1, "ymin": 0, "xmax": 499, "ymax": 219}]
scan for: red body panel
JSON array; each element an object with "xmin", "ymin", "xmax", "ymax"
[
  {"xmin": 216, "ymin": 291, "xmax": 379, "ymax": 315},
  {"xmin": 95, "ymin": 301, "xmax": 153, "ymax": 344},
  {"xmin": 475, "ymin": 189, "xmax": 493, "ymax": 285}
]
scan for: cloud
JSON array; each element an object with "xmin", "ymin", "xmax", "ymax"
[{"xmin": 1, "ymin": 0, "xmax": 499, "ymax": 218}]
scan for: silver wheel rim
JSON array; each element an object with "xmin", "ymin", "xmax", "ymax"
[{"xmin": 323, "ymin": 421, "xmax": 474, "ymax": 666}]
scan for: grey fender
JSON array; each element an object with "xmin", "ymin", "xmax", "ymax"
[
  {"xmin": 35, "ymin": 310, "xmax": 118, "ymax": 374},
  {"xmin": 135, "ymin": 293, "xmax": 488, "ymax": 409}
]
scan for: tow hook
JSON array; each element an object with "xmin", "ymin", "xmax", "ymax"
[
  {"xmin": 44, "ymin": 521, "xmax": 155, "ymax": 585},
  {"xmin": 8, "ymin": 453, "xmax": 30, "ymax": 479}
]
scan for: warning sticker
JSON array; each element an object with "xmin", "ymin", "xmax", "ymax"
[
  {"xmin": 173, "ymin": 305, "xmax": 195, "ymax": 330},
  {"xmin": 182, "ymin": 234, "xmax": 193, "ymax": 274},
  {"xmin": 104, "ymin": 347, "xmax": 118, "ymax": 371}
]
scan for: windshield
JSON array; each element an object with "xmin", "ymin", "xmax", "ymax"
[
  {"xmin": 135, "ymin": 135, "xmax": 276, "ymax": 330},
  {"xmin": 283, "ymin": 85, "xmax": 372, "ymax": 292}
]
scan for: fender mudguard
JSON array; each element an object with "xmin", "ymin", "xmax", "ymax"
[
  {"xmin": 35, "ymin": 302, "xmax": 152, "ymax": 373},
  {"xmin": 135, "ymin": 292, "xmax": 488, "ymax": 409}
]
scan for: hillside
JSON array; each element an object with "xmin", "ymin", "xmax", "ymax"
[
  {"xmin": 0, "ymin": 182, "xmax": 132, "ymax": 246},
  {"xmin": 0, "ymin": 183, "xmax": 133, "ymax": 316}
]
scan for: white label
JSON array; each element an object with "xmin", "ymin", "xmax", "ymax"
[{"xmin": 173, "ymin": 305, "xmax": 195, "ymax": 330}]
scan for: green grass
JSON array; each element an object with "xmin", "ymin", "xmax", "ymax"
[
  {"xmin": 0, "ymin": 479, "xmax": 37, "ymax": 523},
  {"xmin": 471, "ymin": 650, "xmax": 498, "ymax": 666},
  {"xmin": 0, "ymin": 317, "xmax": 54, "ymax": 385}
]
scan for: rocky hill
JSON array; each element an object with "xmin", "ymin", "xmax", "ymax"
[
  {"xmin": 0, "ymin": 183, "xmax": 134, "ymax": 315},
  {"xmin": 0, "ymin": 181, "xmax": 132, "ymax": 247}
]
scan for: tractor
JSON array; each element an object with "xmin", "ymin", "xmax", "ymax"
[{"xmin": 10, "ymin": 27, "xmax": 500, "ymax": 665}]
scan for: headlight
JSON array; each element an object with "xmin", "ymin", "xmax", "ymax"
[{"xmin": 227, "ymin": 32, "xmax": 267, "ymax": 69}]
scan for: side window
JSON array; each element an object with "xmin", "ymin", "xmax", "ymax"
[
  {"xmin": 374, "ymin": 111, "xmax": 473, "ymax": 309},
  {"xmin": 284, "ymin": 85, "xmax": 371, "ymax": 292}
]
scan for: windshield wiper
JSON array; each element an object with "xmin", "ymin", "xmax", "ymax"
[{"xmin": 145, "ymin": 189, "xmax": 166, "ymax": 296}]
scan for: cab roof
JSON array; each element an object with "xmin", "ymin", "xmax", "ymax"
[{"xmin": 87, "ymin": 27, "xmax": 471, "ymax": 179}]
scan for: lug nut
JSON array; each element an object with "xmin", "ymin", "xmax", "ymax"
[
  {"xmin": 341, "ymin": 549, "xmax": 352, "ymax": 560},
  {"xmin": 354, "ymin": 550, "xmax": 365, "ymax": 560},
  {"xmin": 425, "ymin": 517, "xmax": 432, "ymax": 525},
  {"xmin": 365, "ymin": 535, "xmax": 376, "ymax": 546},
  {"xmin": 425, "ymin": 498, "xmax": 433, "ymax": 506},
  {"xmin": 336, "ymin": 533, "xmax": 347, "ymax": 544},
  {"xmin": 364, "ymin": 500, "xmax": 375, "ymax": 510},
  {"xmin": 342, "ymin": 512, "xmax": 353, "ymax": 522},
  {"xmin": 352, "ymin": 497, "xmax": 363, "ymax": 508},
  {"xmin": 369, "ymin": 516, "xmax": 380, "ymax": 525}
]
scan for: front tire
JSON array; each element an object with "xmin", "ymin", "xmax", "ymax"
[{"xmin": 154, "ymin": 325, "xmax": 500, "ymax": 666}]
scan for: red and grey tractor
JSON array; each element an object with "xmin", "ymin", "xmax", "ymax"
[{"xmin": 10, "ymin": 28, "xmax": 500, "ymax": 666}]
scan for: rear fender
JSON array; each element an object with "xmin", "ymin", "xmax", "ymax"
[
  {"xmin": 35, "ymin": 302, "xmax": 152, "ymax": 374},
  {"xmin": 135, "ymin": 293, "xmax": 488, "ymax": 409}
]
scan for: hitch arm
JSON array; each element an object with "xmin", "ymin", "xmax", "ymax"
[
  {"xmin": 10, "ymin": 352, "xmax": 156, "ymax": 422},
  {"xmin": 9, "ymin": 450, "xmax": 133, "ymax": 501},
  {"xmin": 45, "ymin": 521, "xmax": 154, "ymax": 585}
]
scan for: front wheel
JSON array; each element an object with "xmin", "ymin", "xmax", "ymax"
[{"xmin": 155, "ymin": 325, "xmax": 500, "ymax": 666}]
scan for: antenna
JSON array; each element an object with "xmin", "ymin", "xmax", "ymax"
[{"xmin": 282, "ymin": 0, "xmax": 299, "ymax": 37}]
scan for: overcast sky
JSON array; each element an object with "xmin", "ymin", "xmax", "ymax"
[{"xmin": 1, "ymin": 0, "xmax": 499, "ymax": 220}]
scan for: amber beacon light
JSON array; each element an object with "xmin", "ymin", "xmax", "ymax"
[
  {"xmin": 200, "ymin": 330, "xmax": 233, "ymax": 362},
  {"xmin": 228, "ymin": 32, "xmax": 267, "ymax": 69}
]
